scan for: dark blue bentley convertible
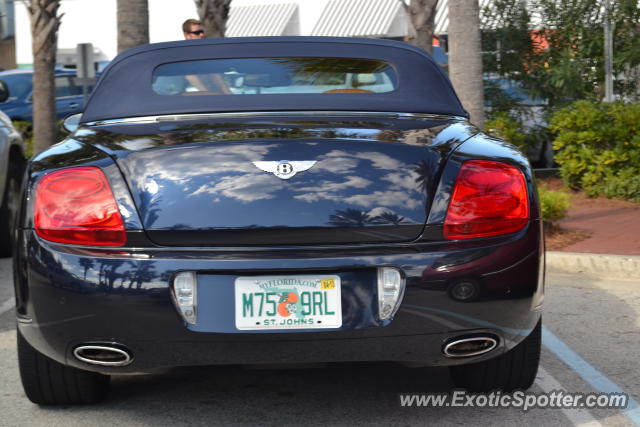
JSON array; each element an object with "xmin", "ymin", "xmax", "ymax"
[{"xmin": 14, "ymin": 37, "xmax": 543, "ymax": 404}]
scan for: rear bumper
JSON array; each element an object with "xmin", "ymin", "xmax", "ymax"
[{"xmin": 15, "ymin": 221, "xmax": 544, "ymax": 374}]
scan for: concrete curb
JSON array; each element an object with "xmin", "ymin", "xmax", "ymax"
[{"xmin": 546, "ymin": 251, "xmax": 640, "ymax": 280}]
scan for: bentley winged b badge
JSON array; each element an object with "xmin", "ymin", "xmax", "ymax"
[{"xmin": 252, "ymin": 160, "xmax": 317, "ymax": 180}]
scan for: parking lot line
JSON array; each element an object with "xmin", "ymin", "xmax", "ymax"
[
  {"xmin": 0, "ymin": 298, "xmax": 13, "ymax": 317},
  {"xmin": 543, "ymin": 326, "xmax": 640, "ymax": 426},
  {"xmin": 403, "ymin": 305, "xmax": 639, "ymax": 424},
  {"xmin": 537, "ymin": 366, "xmax": 602, "ymax": 427}
]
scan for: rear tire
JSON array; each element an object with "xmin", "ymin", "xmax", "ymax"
[
  {"xmin": 0, "ymin": 158, "xmax": 24, "ymax": 257},
  {"xmin": 17, "ymin": 330, "xmax": 110, "ymax": 405},
  {"xmin": 449, "ymin": 319, "xmax": 541, "ymax": 392}
]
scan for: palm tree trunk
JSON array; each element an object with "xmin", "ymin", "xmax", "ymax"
[
  {"xmin": 448, "ymin": 0, "xmax": 485, "ymax": 129},
  {"xmin": 195, "ymin": 0, "xmax": 231, "ymax": 38},
  {"xmin": 402, "ymin": 0, "xmax": 439, "ymax": 55},
  {"xmin": 117, "ymin": 0, "xmax": 149, "ymax": 53},
  {"xmin": 28, "ymin": 0, "xmax": 62, "ymax": 155}
]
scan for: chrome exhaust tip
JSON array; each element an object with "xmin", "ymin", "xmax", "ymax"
[
  {"xmin": 73, "ymin": 345, "xmax": 133, "ymax": 366},
  {"xmin": 443, "ymin": 336, "xmax": 498, "ymax": 358}
]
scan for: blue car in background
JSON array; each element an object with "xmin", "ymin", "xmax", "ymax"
[{"xmin": 0, "ymin": 68, "xmax": 99, "ymax": 122}]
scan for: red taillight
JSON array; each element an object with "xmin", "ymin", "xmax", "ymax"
[
  {"xmin": 444, "ymin": 160, "xmax": 529, "ymax": 240},
  {"xmin": 34, "ymin": 167, "xmax": 126, "ymax": 246}
]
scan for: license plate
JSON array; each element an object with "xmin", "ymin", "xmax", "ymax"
[{"xmin": 234, "ymin": 274, "xmax": 342, "ymax": 330}]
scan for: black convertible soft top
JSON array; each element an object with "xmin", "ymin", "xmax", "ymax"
[{"xmin": 81, "ymin": 37, "xmax": 467, "ymax": 123}]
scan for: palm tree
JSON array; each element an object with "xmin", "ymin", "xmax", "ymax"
[
  {"xmin": 27, "ymin": 0, "xmax": 62, "ymax": 155},
  {"xmin": 448, "ymin": 0, "xmax": 485, "ymax": 129},
  {"xmin": 194, "ymin": 0, "xmax": 231, "ymax": 38},
  {"xmin": 401, "ymin": 0, "xmax": 439, "ymax": 55},
  {"xmin": 117, "ymin": 0, "xmax": 149, "ymax": 53}
]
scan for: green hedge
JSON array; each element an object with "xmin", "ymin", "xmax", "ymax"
[
  {"xmin": 550, "ymin": 101, "xmax": 640, "ymax": 202},
  {"xmin": 485, "ymin": 113, "xmax": 552, "ymax": 159},
  {"xmin": 537, "ymin": 184, "xmax": 570, "ymax": 223},
  {"xmin": 486, "ymin": 113, "xmax": 528, "ymax": 150}
]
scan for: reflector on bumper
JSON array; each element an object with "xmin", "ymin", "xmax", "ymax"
[
  {"xmin": 377, "ymin": 267, "xmax": 405, "ymax": 320},
  {"xmin": 172, "ymin": 272, "xmax": 197, "ymax": 324}
]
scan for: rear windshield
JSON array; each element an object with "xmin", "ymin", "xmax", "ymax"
[{"xmin": 151, "ymin": 58, "xmax": 397, "ymax": 96}]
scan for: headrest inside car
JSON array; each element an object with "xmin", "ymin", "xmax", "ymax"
[{"xmin": 354, "ymin": 74, "xmax": 378, "ymax": 86}]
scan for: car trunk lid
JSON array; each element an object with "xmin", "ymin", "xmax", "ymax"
[{"xmin": 81, "ymin": 115, "xmax": 474, "ymax": 246}]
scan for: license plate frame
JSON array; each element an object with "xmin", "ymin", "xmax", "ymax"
[{"xmin": 234, "ymin": 274, "xmax": 342, "ymax": 330}]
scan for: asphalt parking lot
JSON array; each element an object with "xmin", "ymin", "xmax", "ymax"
[{"xmin": 0, "ymin": 256, "xmax": 638, "ymax": 426}]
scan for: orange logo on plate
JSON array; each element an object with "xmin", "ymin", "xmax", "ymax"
[{"xmin": 277, "ymin": 292, "xmax": 299, "ymax": 317}]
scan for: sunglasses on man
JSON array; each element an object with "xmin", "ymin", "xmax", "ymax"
[{"xmin": 189, "ymin": 30, "xmax": 204, "ymax": 35}]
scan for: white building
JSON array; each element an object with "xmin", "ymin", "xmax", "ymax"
[
  {"xmin": 13, "ymin": 0, "xmax": 478, "ymax": 67},
  {"xmin": 15, "ymin": 0, "xmax": 201, "ymax": 66}
]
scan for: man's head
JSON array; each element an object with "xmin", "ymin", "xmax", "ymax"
[{"xmin": 183, "ymin": 19, "xmax": 205, "ymax": 40}]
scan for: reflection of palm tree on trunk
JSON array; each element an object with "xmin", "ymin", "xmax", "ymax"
[
  {"xmin": 328, "ymin": 209, "xmax": 372, "ymax": 227},
  {"xmin": 414, "ymin": 157, "xmax": 438, "ymax": 194},
  {"xmin": 370, "ymin": 212, "xmax": 406, "ymax": 225},
  {"xmin": 98, "ymin": 263, "xmax": 106, "ymax": 288},
  {"xmin": 127, "ymin": 262, "xmax": 157, "ymax": 289},
  {"xmin": 329, "ymin": 209, "xmax": 408, "ymax": 226},
  {"xmin": 139, "ymin": 190, "xmax": 162, "ymax": 228},
  {"xmin": 119, "ymin": 271, "xmax": 131, "ymax": 289},
  {"xmin": 79, "ymin": 258, "xmax": 95, "ymax": 280},
  {"xmin": 98, "ymin": 260, "xmax": 126, "ymax": 291}
]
